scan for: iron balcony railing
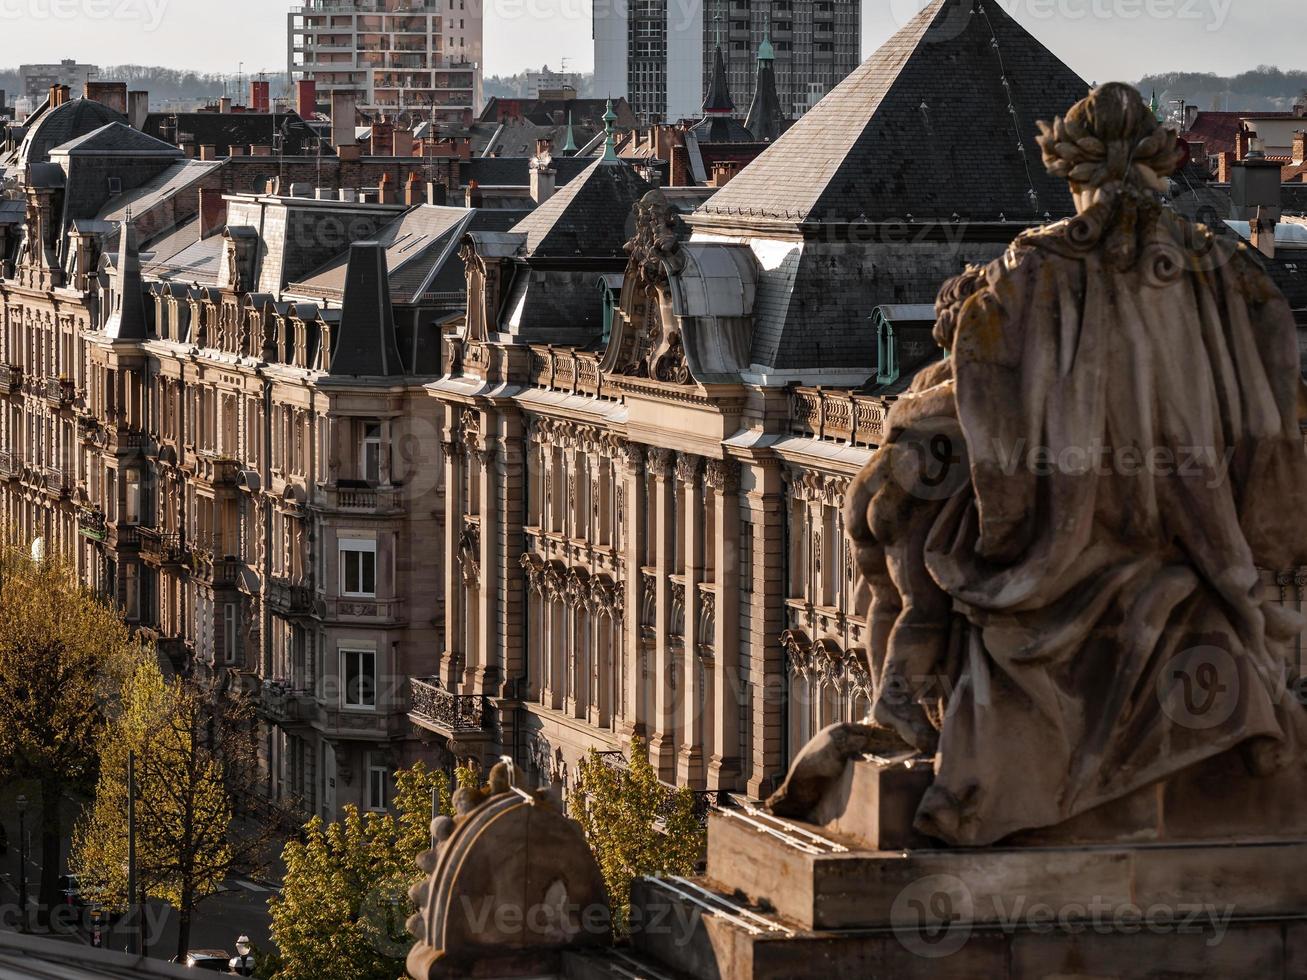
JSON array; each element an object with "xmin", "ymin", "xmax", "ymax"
[{"xmin": 408, "ymin": 677, "xmax": 489, "ymax": 734}]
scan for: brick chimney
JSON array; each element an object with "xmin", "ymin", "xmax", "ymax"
[
  {"xmin": 710, "ymin": 159, "xmax": 740, "ymax": 186},
  {"xmin": 85, "ymin": 81, "xmax": 128, "ymax": 113},
  {"xmin": 1251, "ymin": 207, "xmax": 1278, "ymax": 259},
  {"xmin": 1236, "ymin": 127, "xmax": 1251, "ymax": 161},
  {"xmin": 296, "ymin": 79, "xmax": 317, "ymax": 119},
  {"xmin": 392, "ymin": 130, "xmax": 414, "ymax": 157},
  {"xmin": 128, "ymin": 90, "xmax": 149, "ymax": 129},
  {"xmin": 378, "ymin": 172, "xmax": 397, "ymax": 204},
  {"xmin": 404, "ymin": 172, "xmax": 426, "ymax": 206},
  {"xmin": 1217, "ymin": 151, "xmax": 1234, "ymax": 184},
  {"xmin": 197, "ymin": 187, "xmax": 228, "ymax": 238},
  {"xmin": 49, "ymin": 84, "xmax": 70, "ymax": 108},
  {"xmin": 250, "ymin": 144, "xmax": 272, "ymax": 157},
  {"xmin": 219, "ymin": 96, "xmax": 232, "ymax": 115},
  {"xmin": 465, "ymin": 179, "xmax": 483, "ymax": 208},
  {"xmin": 249, "ymin": 79, "xmax": 270, "ymax": 114},
  {"xmin": 1294, "ymin": 131, "xmax": 1306, "ymax": 166},
  {"xmin": 530, "ymin": 139, "xmax": 556, "ymax": 205},
  {"xmin": 199, "ymin": 144, "xmax": 218, "ymax": 161}
]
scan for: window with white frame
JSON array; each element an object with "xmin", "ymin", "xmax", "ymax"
[
  {"xmin": 367, "ymin": 757, "xmax": 390, "ymax": 811},
  {"xmin": 339, "ymin": 539, "xmax": 377, "ymax": 597},
  {"xmin": 342, "ymin": 648, "xmax": 377, "ymax": 709}
]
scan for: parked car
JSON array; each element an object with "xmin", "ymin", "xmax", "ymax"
[
  {"xmin": 175, "ymin": 950, "xmax": 231, "ymax": 971},
  {"xmin": 57, "ymin": 873, "xmax": 83, "ymax": 908}
]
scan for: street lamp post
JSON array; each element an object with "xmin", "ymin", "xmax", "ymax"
[
  {"xmin": 15, "ymin": 795, "xmax": 27, "ymax": 933},
  {"xmin": 230, "ymin": 934, "xmax": 254, "ymax": 976}
]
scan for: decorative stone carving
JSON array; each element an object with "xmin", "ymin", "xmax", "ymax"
[
  {"xmin": 704, "ymin": 458, "xmax": 740, "ymax": 493},
  {"xmin": 603, "ymin": 190, "xmax": 691, "ymax": 384},
  {"xmin": 407, "ymin": 762, "xmax": 611, "ymax": 979},
  {"xmin": 675, "ymin": 453, "xmax": 701, "ymax": 484},
  {"xmin": 782, "ymin": 84, "xmax": 1307, "ymax": 848},
  {"xmin": 646, "ymin": 447, "xmax": 675, "ymax": 477}
]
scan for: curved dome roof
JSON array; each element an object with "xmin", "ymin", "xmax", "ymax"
[{"xmin": 16, "ymin": 98, "xmax": 127, "ymax": 171}]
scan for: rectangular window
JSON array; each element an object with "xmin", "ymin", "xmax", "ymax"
[
  {"xmin": 125, "ymin": 470, "xmax": 141, "ymax": 524},
  {"xmin": 124, "ymin": 563, "xmax": 139, "ymax": 620},
  {"xmin": 342, "ymin": 649, "xmax": 377, "ymax": 709},
  {"xmin": 362, "ymin": 422, "xmax": 381, "ymax": 484},
  {"xmin": 223, "ymin": 602, "xmax": 238, "ymax": 662},
  {"xmin": 368, "ymin": 758, "xmax": 390, "ymax": 811},
  {"xmin": 339, "ymin": 539, "xmax": 377, "ymax": 597}
]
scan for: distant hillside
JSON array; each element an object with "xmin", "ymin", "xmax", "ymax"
[
  {"xmin": 1138, "ymin": 65, "xmax": 1307, "ymax": 113},
  {"xmin": 0, "ymin": 65, "xmax": 291, "ymax": 107}
]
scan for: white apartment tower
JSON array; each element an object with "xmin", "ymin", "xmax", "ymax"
[
  {"xmin": 594, "ymin": 0, "xmax": 859, "ymax": 124},
  {"xmin": 289, "ymin": 0, "xmax": 484, "ymax": 122}
]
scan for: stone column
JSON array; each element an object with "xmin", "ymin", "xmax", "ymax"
[
  {"xmin": 439, "ymin": 406, "xmax": 463, "ymax": 689},
  {"xmin": 496, "ymin": 409, "xmax": 526, "ymax": 698},
  {"xmin": 707, "ymin": 458, "xmax": 742, "ymax": 791},
  {"xmin": 647, "ymin": 446, "xmax": 677, "ymax": 781},
  {"xmin": 618, "ymin": 442, "xmax": 645, "ymax": 743},
  {"xmin": 677, "ymin": 453, "xmax": 705, "ymax": 787},
  {"xmin": 745, "ymin": 459, "xmax": 787, "ymax": 799}
]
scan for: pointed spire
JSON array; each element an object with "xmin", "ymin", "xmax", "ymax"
[
  {"xmin": 744, "ymin": 20, "xmax": 782, "ymax": 142},
  {"xmin": 331, "ymin": 242, "xmax": 404, "ymax": 376},
  {"xmin": 105, "ymin": 215, "xmax": 146, "ymax": 341},
  {"xmin": 601, "ymin": 99, "xmax": 618, "ymax": 162},
  {"xmin": 703, "ymin": 42, "xmax": 735, "ymax": 116},
  {"xmin": 562, "ymin": 111, "xmax": 578, "ymax": 154},
  {"xmin": 757, "ymin": 12, "xmax": 775, "ymax": 63}
]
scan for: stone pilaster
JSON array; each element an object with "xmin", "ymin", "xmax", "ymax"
[{"xmin": 677, "ymin": 452, "xmax": 705, "ymax": 787}]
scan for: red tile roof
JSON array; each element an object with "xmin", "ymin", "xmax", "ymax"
[{"xmin": 1181, "ymin": 111, "xmax": 1246, "ymax": 155}]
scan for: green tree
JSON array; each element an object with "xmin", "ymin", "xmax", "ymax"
[
  {"xmin": 571, "ymin": 739, "xmax": 706, "ymax": 934},
  {"xmin": 269, "ymin": 763, "xmax": 456, "ymax": 980},
  {"xmin": 72, "ymin": 658, "xmax": 267, "ymax": 958},
  {"xmin": 0, "ymin": 552, "xmax": 146, "ymax": 922}
]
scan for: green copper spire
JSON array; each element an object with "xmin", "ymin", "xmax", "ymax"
[
  {"xmin": 758, "ymin": 11, "xmax": 774, "ymax": 61},
  {"xmin": 1150, "ymin": 89, "xmax": 1163, "ymax": 123},
  {"xmin": 562, "ymin": 111, "xmax": 578, "ymax": 154},
  {"xmin": 601, "ymin": 98, "xmax": 618, "ymax": 162}
]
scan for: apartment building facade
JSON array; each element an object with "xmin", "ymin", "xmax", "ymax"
[
  {"xmin": 288, "ymin": 0, "xmax": 484, "ymax": 123},
  {"xmin": 593, "ymin": 0, "xmax": 859, "ymax": 124}
]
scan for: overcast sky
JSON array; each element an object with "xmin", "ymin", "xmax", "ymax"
[{"xmin": 0, "ymin": 0, "xmax": 1300, "ymax": 83}]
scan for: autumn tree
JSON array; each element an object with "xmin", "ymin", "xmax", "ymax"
[
  {"xmin": 0, "ymin": 551, "xmax": 147, "ymax": 922},
  {"xmin": 72, "ymin": 658, "xmax": 270, "ymax": 958},
  {"xmin": 571, "ymin": 739, "xmax": 706, "ymax": 934},
  {"xmin": 268, "ymin": 762, "xmax": 467, "ymax": 980}
]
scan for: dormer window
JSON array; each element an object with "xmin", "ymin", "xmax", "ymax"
[{"xmin": 107, "ymin": 176, "xmax": 122, "ymax": 195}]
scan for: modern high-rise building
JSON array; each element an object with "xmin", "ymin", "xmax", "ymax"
[
  {"xmin": 594, "ymin": 0, "xmax": 859, "ymax": 124},
  {"xmin": 19, "ymin": 60, "xmax": 98, "ymax": 102},
  {"xmin": 288, "ymin": 0, "xmax": 484, "ymax": 123}
]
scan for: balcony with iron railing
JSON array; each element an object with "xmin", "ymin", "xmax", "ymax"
[
  {"xmin": 42, "ymin": 466, "xmax": 71, "ymax": 499},
  {"xmin": 267, "ymin": 576, "xmax": 315, "ymax": 617},
  {"xmin": 191, "ymin": 539, "xmax": 241, "ymax": 587},
  {"xmin": 43, "ymin": 377, "xmax": 75, "ymax": 410},
  {"xmin": 0, "ymin": 364, "xmax": 19, "ymax": 395},
  {"xmin": 78, "ymin": 507, "xmax": 107, "ymax": 541},
  {"xmin": 139, "ymin": 528, "xmax": 189, "ymax": 567},
  {"xmin": 259, "ymin": 679, "xmax": 319, "ymax": 727},
  {"xmin": 408, "ymin": 677, "xmax": 490, "ymax": 737}
]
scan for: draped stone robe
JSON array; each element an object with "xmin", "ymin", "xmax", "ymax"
[{"xmin": 849, "ymin": 202, "xmax": 1307, "ymax": 846}]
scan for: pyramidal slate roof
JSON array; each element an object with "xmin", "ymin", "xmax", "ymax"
[
  {"xmin": 510, "ymin": 158, "xmax": 651, "ymax": 258},
  {"xmin": 330, "ymin": 243, "xmax": 405, "ymax": 377},
  {"xmin": 50, "ymin": 122, "xmax": 183, "ymax": 158},
  {"xmin": 744, "ymin": 48, "xmax": 782, "ymax": 143},
  {"xmin": 702, "ymin": 0, "xmax": 1089, "ymax": 223}
]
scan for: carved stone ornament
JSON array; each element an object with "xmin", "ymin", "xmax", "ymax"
[{"xmin": 602, "ymin": 190, "xmax": 691, "ymax": 384}]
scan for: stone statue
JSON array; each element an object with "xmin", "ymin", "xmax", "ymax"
[{"xmin": 773, "ymin": 83, "xmax": 1307, "ymax": 847}]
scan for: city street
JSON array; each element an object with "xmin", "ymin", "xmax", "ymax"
[{"xmin": 0, "ymin": 781, "xmax": 278, "ymax": 964}]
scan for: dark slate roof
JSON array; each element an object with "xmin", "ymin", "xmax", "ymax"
[
  {"xmin": 690, "ymin": 115, "xmax": 756, "ymax": 144},
  {"xmin": 106, "ymin": 220, "xmax": 148, "ymax": 341},
  {"xmin": 745, "ymin": 60, "xmax": 783, "ymax": 143},
  {"xmin": 703, "ymin": 45, "xmax": 735, "ymax": 114},
  {"xmin": 702, "ymin": 0, "xmax": 1089, "ymax": 223},
  {"xmin": 460, "ymin": 154, "xmax": 593, "ymax": 188},
  {"xmin": 331, "ymin": 242, "xmax": 405, "ymax": 377},
  {"xmin": 14, "ymin": 97, "xmax": 126, "ymax": 168},
  {"xmin": 510, "ymin": 158, "xmax": 652, "ymax": 257},
  {"xmin": 141, "ymin": 111, "xmax": 326, "ymax": 156},
  {"xmin": 50, "ymin": 121, "xmax": 182, "ymax": 157}
]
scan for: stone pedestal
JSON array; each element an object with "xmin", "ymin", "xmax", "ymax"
[{"xmin": 610, "ymin": 752, "xmax": 1307, "ymax": 980}]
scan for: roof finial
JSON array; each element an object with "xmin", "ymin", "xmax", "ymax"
[
  {"xmin": 562, "ymin": 110, "xmax": 578, "ymax": 154},
  {"xmin": 602, "ymin": 99, "xmax": 618, "ymax": 162},
  {"xmin": 758, "ymin": 10, "xmax": 774, "ymax": 62}
]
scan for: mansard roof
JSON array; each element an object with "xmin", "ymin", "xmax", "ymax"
[
  {"xmin": 700, "ymin": 0, "xmax": 1088, "ymax": 224},
  {"xmin": 509, "ymin": 158, "xmax": 652, "ymax": 258},
  {"xmin": 14, "ymin": 98, "xmax": 127, "ymax": 169},
  {"xmin": 49, "ymin": 122, "xmax": 182, "ymax": 158}
]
